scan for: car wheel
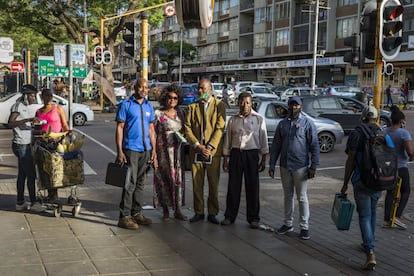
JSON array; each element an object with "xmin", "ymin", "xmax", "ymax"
[
  {"xmin": 73, "ymin": 112, "xmax": 86, "ymax": 126},
  {"xmin": 318, "ymin": 132, "xmax": 335, "ymax": 153}
]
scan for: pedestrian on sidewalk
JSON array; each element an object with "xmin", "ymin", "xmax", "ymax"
[
  {"xmin": 116, "ymin": 78, "xmax": 157, "ymax": 230},
  {"xmin": 153, "ymin": 84, "xmax": 188, "ymax": 221},
  {"xmin": 383, "ymin": 106, "xmax": 414, "ymax": 229},
  {"xmin": 268, "ymin": 96, "xmax": 320, "ymax": 240},
  {"xmin": 386, "ymin": 85, "xmax": 393, "ymax": 108},
  {"xmin": 184, "ymin": 78, "xmax": 226, "ymax": 224},
  {"xmin": 341, "ymin": 106, "xmax": 382, "ymax": 271},
  {"xmin": 221, "ymin": 92, "xmax": 268, "ymax": 229},
  {"xmin": 222, "ymin": 84, "xmax": 229, "ymax": 107},
  {"xmin": 35, "ymin": 88, "xmax": 70, "ymax": 203},
  {"xmin": 8, "ymin": 84, "xmax": 46, "ymax": 212}
]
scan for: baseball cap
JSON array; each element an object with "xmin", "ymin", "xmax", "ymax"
[
  {"xmin": 288, "ymin": 96, "xmax": 302, "ymax": 105},
  {"xmin": 21, "ymin": 84, "xmax": 37, "ymax": 94},
  {"xmin": 361, "ymin": 105, "xmax": 378, "ymax": 120}
]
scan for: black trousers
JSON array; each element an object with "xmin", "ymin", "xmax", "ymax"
[
  {"xmin": 384, "ymin": 167, "xmax": 411, "ymax": 221},
  {"xmin": 224, "ymin": 148, "xmax": 260, "ymax": 223}
]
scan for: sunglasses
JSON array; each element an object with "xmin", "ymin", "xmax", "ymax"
[{"xmin": 167, "ymin": 96, "xmax": 178, "ymax": 100}]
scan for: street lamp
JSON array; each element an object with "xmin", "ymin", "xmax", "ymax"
[{"xmin": 302, "ymin": 0, "xmax": 329, "ymax": 90}]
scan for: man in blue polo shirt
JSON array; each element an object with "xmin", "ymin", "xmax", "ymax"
[{"xmin": 116, "ymin": 78, "xmax": 157, "ymax": 230}]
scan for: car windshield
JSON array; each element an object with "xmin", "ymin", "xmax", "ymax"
[{"xmin": 252, "ymin": 87, "xmax": 271, "ymax": 94}]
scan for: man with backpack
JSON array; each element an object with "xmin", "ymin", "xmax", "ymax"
[{"xmin": 341, "ymin": 106, "xmax": 397, "ymax": 271}]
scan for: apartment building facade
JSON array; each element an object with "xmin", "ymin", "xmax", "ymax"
[{"xmin": 116, "ymin": 0, "xmax": 414, "ymax": 91}]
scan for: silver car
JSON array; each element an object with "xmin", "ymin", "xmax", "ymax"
[{"xmin": 251, "ymin": 99, "xmax": 344, "ymax": 153}]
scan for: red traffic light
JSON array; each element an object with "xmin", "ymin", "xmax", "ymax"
[
  {"xmin": 383, "ymin": 5, "xmax": 403, "ymax": 20},
  {"xmin": 379, "ymin": 0, "xmax": 404, "ymax": 60},
  {"xmin": 94, "ymin": 46, "xmax": 103, "ymax": 64}
]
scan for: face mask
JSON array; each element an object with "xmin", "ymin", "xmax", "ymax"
[
  {"xmin": 200, "ymin": 92, "xmax": 209, "ymax": 101},
  {"xmin": 288, "ymin": 107, "xmax": 301, "ymax": 118},
  {"xmin": 401, "ymin": 120, "xmax": 406, "ymax": 128}
]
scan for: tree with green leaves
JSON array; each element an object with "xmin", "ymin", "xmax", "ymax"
[
  {"xmin": 152, "ymin": 40, "xmax": 196, "ymax": 82},
  {"xmin": 0, "ymin": 0, "xmax": 168, "ymax": 83}
]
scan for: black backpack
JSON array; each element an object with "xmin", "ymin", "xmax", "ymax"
[{"xmin": 357, "ymin": 124, "xmax": 397, "ymax": 191}]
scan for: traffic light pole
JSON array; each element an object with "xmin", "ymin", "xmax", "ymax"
[
  {"xmin": 98, "ymin": 1, "xmax": 173, "ymax": 109},
  {"xmin": 373, "ymin": 0, "xmax": 383, "ymax": 121}
]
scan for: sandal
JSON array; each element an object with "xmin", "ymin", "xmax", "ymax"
[{"xmin": 174, "ymin": 212, "xmax": 188, "ymax": 221}]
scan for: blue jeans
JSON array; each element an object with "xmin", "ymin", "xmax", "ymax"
[
  {"xmin": 12, "ymin": 143, "xmax": 37, "ymax": 203},
  {"xmin": 280, "ymin": 166, "xmax": 309, "ymax": 230},
  {"xmin": 353, "ymin": 181, "xmax": 382, "ymax": 253}
]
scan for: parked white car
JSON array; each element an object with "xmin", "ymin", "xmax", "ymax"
[
  {"xmin": 239, "ymin": 86, "xmax": 280, "ymax": 101},
  {"xmin": 113, "ymin": 80, "xmax": 127, "ymax": 97},
  {"xmin": 0, "ymin": 92, "xmax": 94, "ymax": 127}
]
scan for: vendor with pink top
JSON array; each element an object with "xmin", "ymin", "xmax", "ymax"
[{"xmin": 35, "ymin": 88, "xmax": 70, "ymax": 202}]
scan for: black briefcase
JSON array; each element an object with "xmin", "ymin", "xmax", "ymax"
[{"xmin": 105, "ymin": 162, "xmax": 131, "ymax": 188}]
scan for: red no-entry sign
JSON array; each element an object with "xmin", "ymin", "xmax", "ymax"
[{"xmin": 10, "ymin": 62, "xmax": 25, "ymax": 73}]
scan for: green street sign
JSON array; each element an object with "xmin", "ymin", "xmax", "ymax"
[{"xmin": 38, "ymin": 56, "xmax": 87, "ymax": 78}]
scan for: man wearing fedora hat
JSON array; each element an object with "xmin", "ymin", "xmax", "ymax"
[{"xmin": 268, "ymin": 96, "xmax": 320, "ymax": 240}]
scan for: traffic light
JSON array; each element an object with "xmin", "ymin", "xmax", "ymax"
[
  {"xmin": 343, "ymin": 33, "xmax": 361, "ymax": 67},
  {"xmin": 379, "ymin": 0, "xmax": 404, "ymax": 60},
  {"xmin": 94, "ymin": 46, "xmax": 103, "ymax": 64},
  {"xmin": 123, "ymin": 21, "xmax": 135, "ymax": 57},
  {"xmin": 103, "ymin": 50, "xmax": 112, "ymax": 65},
  {"xmin": 360, "ymin": 2, "xmax": 377, "ymax": 61}
]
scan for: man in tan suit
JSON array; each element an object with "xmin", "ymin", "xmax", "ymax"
[{"xmin": 184, "ymin": 79, "xmax": 226, "ymax": 224}]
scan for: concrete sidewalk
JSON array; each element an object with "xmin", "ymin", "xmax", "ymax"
[
  {"xmin": 1, "ymin": 170, "xmax": 413, "ymax": 275},
  {"xmin": 1, "ymin": 120, "xmax": 414, "ymax": 275}
]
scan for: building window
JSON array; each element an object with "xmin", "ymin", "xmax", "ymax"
[
  {"xmin": 219, "ymin": 20, "xmax": 229, "ymax": 34},
  {"xmin": 338, "ymin": 0, "xmax": 359, "ymax": 6},
  {"xmin": 337, "ymin": 17, "xmax": 358, "ymax": 39},
  {"xmin": 229, "ymin": 40, "xmax": 236, "ymax": 53},
  {"xmin": 275, "ymin": 1, "xmax": 290, "ymax": 20},
  {"xmin": 230, "ymin": 17, "xmax": 239, "ymax": 30},
  {"xmin": 230, "ymin": 0, "xmax": 238, "ymax": 7},
  {"xmin": 293, "ymin": 26, "xmax": 309, "ymax": 52},
  {"xmin": 207, "ymin": 22, "xmax": 218, "ymax": 35},
  {"xmin": 189, "ymin": 29, "xmax": 198, "ymax": 38},
  {"xmin": 276, "ymin": 29, "xmax": 289, "ymax": 46},
  {"xmin": 254, "ymin": 33, "xmax": 266, "ymax": 48},
  {"xmin": 207, "ymin": 44, "xmax": 218, "ymax": 55},
  {"xmin": 255, "ymin": 8, "xmax": 267, "ymax": 24},
  {"xmin": 220, "ymin": 0, "xmax": 230, "ymax": 15}
]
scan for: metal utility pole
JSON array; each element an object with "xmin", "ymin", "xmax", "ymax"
[
  {"xmin": 141, "ymin": 12, "xmax": 149, "ymax": 80},
  {"xmin": 373, "ymin": 0, "xmax": 383, "ymax": 116},
  {"xmin": 311, "ymin": 0, "xmax": 319, "ymax": 90},
  {"xmin": 98, "ymin": 1, "xmax": 173, "ymax": 109}
]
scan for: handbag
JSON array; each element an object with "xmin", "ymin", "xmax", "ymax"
[
  {"xmin": 182, "ymin": 143, "xmax": 192, "ymax": 171},
  {"xmin": 331, "ymin": 193, "xmax": 355, "ymax": 230},
  {"xmin": 105, "ymin": 162, "xmax": 131, "ymax": 188}
]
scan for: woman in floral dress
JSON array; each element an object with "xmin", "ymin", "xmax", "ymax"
[{"xmin": 154, "ymin": 84, "xmax": 187, "ymax": 221}]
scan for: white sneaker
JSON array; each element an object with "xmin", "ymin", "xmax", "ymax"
[
  {"xmin": 30, "ymin": 202, "xmax": 46, "ymax": 212},
  {"xmin": 16, "ymin": 202, "xmax": 30, "ymax": 211}
]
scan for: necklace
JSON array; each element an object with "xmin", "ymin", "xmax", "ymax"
[{"xmin": 164, "ymin": 109, "xmax": 176, "ymax": 118}]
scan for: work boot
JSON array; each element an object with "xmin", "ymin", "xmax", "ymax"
[
  {"xmin": 132, "ymin": 212, "xmax": 152, "ymax": 225},
  {"xmin": 118, "ymin": 217, "xmax": 139, "ymax": 230},
  {"xmin": 363, "ymin": 250, "xmax": 376, "ymax": 271}
]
